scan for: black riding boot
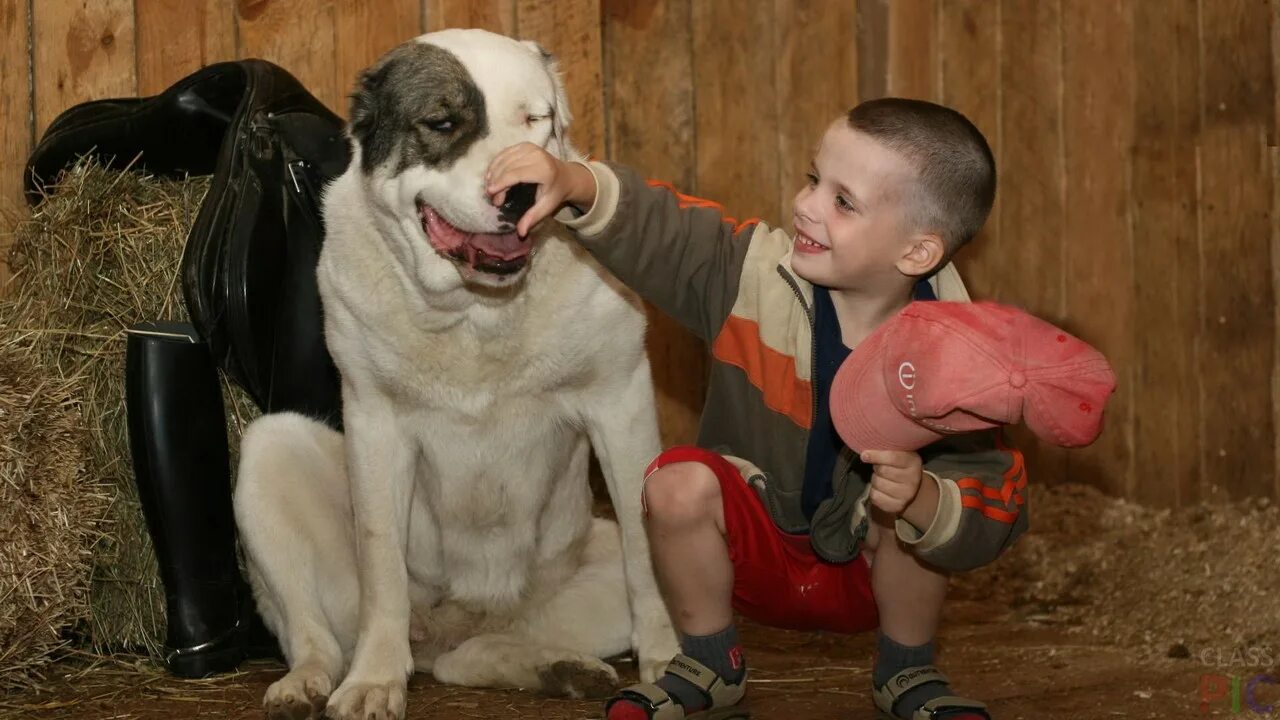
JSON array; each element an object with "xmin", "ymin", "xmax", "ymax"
[{"xmin": 125, "ymin": 321, "xmax": 249, "ymax": 677}]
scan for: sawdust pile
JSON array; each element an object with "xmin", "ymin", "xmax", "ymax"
[{"xmin": 953, "ymin": 482, "xmax": 1280, "ymax": 669}]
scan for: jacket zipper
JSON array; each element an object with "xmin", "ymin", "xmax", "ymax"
[
  {"xmin": 777, "ymin": 264, "xmax": 856, "ymax": 500},
  {"xmin": 775, "ymin": 264, "xmax": 819, "ymax": 449}
]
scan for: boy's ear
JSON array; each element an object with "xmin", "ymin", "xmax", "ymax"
[{"xmin": 897, "ymin": 233, "xmax": 946, "ymax": 277}]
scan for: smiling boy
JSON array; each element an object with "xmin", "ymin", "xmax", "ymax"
[{"xmin": 486, "ymin": 98, "xmax": 1023, "ymax": 720}]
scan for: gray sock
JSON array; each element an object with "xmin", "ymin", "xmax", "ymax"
[
  {"xmin": 654, "ymin": 624, "xmax": 746, "ymax": 712},
  {"xmin": 873, "ymin": 631, "xmax": 949, "ymax": 717}
]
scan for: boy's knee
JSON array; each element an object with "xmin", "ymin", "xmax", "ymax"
[{"xmin": 642, "ymin": 461, "xmax": 722, "ymax": 526}]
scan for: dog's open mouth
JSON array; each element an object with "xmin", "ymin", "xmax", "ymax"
[{"xmin": 418, "ymin": 202, "xmax": 532, "ymax": 276}]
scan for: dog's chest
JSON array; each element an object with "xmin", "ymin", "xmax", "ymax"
[{"xmin": 381, "ymin": 308, "xmax": 597, "ymax": 415}]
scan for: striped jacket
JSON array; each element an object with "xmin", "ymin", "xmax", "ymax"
[{"xmin": 560, "ymin": 160, "xmax": 1028, "ymax": 571}]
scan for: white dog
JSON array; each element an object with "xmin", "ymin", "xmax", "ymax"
[{"xmin": 233, "ymin": 29, "xmax": 678, "ymax": 720}]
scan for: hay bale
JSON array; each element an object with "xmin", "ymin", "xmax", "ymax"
[
  {"xmin": 0, "ymin": 350, "xmax": 108, "ymax": 690},
  {"xmin": 0, "ymin": 157, "xmax": 259, "ymax": 658}
]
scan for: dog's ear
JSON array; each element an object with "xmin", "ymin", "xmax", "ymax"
[
  {"xmin": 522, "ymin": 40, "xmax": 575, "ymax": 160},
  {"xmin": 349, "ymin": 47, "xmax": 410, "ymax": 171},
  {"xmin": 350, "ymin": 59, "xmax": 392, "ymax": 140}
]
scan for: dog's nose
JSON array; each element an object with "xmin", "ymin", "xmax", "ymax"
[{"xmin": 498, "ymin": 182, "xmax": 537, "ymax": 225}]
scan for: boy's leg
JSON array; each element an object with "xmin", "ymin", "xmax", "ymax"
[
  {"xmin": 643, "ymin": 461, "xmax": 735, "ymax": 635},
  {"xmin": 863, "ymin": 506, "xmax": 947, "ymax": 644},
  {"xmin": 607, "ymin": 456, "xmax": 746, "ymax": 719},
  {"xmin": 864, "ymin": 509, "xmax": 985, "ymax": 719}
]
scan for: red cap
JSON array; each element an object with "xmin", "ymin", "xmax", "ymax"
[{"xmin": 830, "ymin": 301, "xmax": 1117, "ymax": 453}]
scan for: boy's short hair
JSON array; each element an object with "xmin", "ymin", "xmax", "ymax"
[{"xmin": 846, "ymin": 98, "xmax": 996, "ymax": 260}]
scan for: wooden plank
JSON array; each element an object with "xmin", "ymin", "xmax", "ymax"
[
  {"xmin": 938, "ymin": 0, "xmax": 1000, "ymax": 302},
  {"xmin": 333, "ymin": 0, "xmax": 420, "ymax": 116},
  {"xmin": 1130, "ymin": 0, "xmax": 1200, "ymax": 508},
  {"xmin": 1269, "ymin": 0, "xmax": 1280, "ymax": 504},
  {"xmin": 135, "ymin": 0, "xmax": 235, "ymax": 96},
  {"xmin": 1061, "ymin": 0, "xmax": 1135, "ymax": 499},
  {"xmin": 775, "ymin": 0, "xmax": 858, "ymax": 223},
  {"xmin": 235, "ymin": 0, "xmax": 339, "ymax": 114},
  {"xmin": 1201, "ymin": 0, "xmax": 1274, "ymax": 139},
  {"xmin": 515, "ymin": 0, "xmax": 605, "ymax": 157},
  {"xmin": 997, "ymin": 0, "xmax": 1067, "ymax": 485},
  {"xmin": 32, "ymin": 0, "xmax": 137, "ymax": 137},
  {"xmin": 1198, "ymin": 0, "xmax": 1274, "ymax": 501},
  {"xmin": 856, "ymin": 0, "xmax": 888, "ymax": 101},
  {"xmin": 602, "ymin": 0, "xmax": 693, "ymax": 188},
  {"xmin": 1273, "ymin": 144, "xmax": 1279, "ymax": 505},
  {"xmin": 603, "ymin": 0, "xmax": 703, "ymax": 448},
  {"xmin": 1275, "ymin": 0, "xmax": 1280, "ymax": 507},
  {"xmin": 691, "ymin": 0, "xmax": 779, "ymax": 225},
  {"xmin": 0, "ymin": 0, "xmax": 31, "ymax": 237},
  {"xmin": 425, "ymin": 0, "xmax": 515, "ymax": 35},
  {"xmin": 887, "ymin": 0, "xmax": 937, "ymax": 100}
]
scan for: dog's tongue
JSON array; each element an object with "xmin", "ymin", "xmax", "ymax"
[
  {"xmin": 420, "ymin": 206, "xmax": 530, "ymax": 261},
  {"xmin": 468, "ymin": 232, "xmax": 528, "ymax": 260},
  {"xmin": 422, "ymin": 206, "xmax": 468, "ymax": 252}
]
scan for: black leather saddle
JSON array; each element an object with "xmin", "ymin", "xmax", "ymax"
[
  {"xmin": 25, "ymin": 59, "xmax": 350, "ymax": 676},
  {"xmin": 27, "ymin": 59, "xmax": 347, "ymax": 425}
]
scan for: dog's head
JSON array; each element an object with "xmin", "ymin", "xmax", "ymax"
[{"xmin": 347, "ymin": 29, "xmax": 575, "ymax": 290}]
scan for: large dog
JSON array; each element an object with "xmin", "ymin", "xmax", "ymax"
[{"xmin": 233, "ymin": 29, "xmax": 677, "ymax": 720}]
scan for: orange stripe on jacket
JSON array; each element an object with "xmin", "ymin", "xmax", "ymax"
[
  {"xmin": 960, "ymin": 495, "xmax": 1021, "ymax": 523},
  {"xmin": 646, "ymin": 179, "xmax": 761, "ymax": 234},
  {"xmin": 957, "ymin": 468, "xmax": 1027, "ymax": 505},
  {"xmin": 994, "ymin": 431, "xmax": 1028, "ymax": 501},
  {"xmin": 956, "ymin": 465, "xmax": 1026, "ymax": 525},
  {"xmin": 711, "ymin": 314, "xmax": 813, "ymax": 429},
  {"xmin": 955, "ymin": 435, "xmax": 1028, "ymax": 507}
]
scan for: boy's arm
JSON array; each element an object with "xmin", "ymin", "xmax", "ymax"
[
  {"xmin": 555, "ymin": 160, "xmax": 765, "ymax": 342},
  {"xmin": 894, "ymin": 431, "xmax": 1029, "ymax": 572}
]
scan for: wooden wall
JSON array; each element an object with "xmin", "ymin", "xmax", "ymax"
[
  {"xmin": 881, "ymin": 0, "xmax": 1277, "ymax": 509},
  {"xmin": 0, "ymin": 0, "xmax": 1276, "ymax": 507}
]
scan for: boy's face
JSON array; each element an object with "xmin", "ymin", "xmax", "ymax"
[{"xmin": 789, "ymin": 122, "xmax": 923, "ymax": 290}]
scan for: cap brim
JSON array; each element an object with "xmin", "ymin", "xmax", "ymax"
[{"xmin": 831, "ymin": 325, "xmax": 943, "ymax": 453}]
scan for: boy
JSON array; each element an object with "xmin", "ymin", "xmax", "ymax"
[{"xmin": 486, "ymin": 98, "xmax": 1021, "ymax": 720}]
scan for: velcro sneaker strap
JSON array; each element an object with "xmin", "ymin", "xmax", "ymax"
[
  {"xmin": 621, "ymin": 683, "xmax": 673, "ymax": 707},
  {"xmin": 664, "ymin": 654, "xmax": 719, "ymax": 693},
  {"xmin": 609, "ymin": 683, "xmax": 684, "ymax": 720},
  {"xmin": 921, "ymin": 695, "xmax": 990, "ymax": 717},
  {"xmin": 884, "ymin": 665, "xmax": 949, "ymax": 705}
]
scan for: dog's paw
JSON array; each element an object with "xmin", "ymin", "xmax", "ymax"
[
  {"xmin": 264, "ymin": 664, "xmax": 333, "ymax": 720},
  {"xmin": 536, "ymin": 658, "xmax": 619, "ymax": 699},
  {"xmin": 324, "ymin": 677, "xmax": 407, "ymax": 720}
]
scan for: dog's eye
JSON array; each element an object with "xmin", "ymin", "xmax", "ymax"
[
  {"xmin": 524, "ymin": 114, "xmax": 547, "ymax": 127},
  {"xmin": 422, "ymin": 118, "xmax": 455, "ymax": 133}
]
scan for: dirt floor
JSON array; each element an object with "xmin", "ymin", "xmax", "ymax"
[
  {"xmin": 4, "ymin": 482, "xmax": 1279, "ymax": 719},
  {"xmin": 0, "ymin": 605, "xmax": 1262, "ymax": 720}
]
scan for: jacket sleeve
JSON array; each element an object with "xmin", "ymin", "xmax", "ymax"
[
  {"xmin": 894, "ymin": 430, "xmax": 1029, "ymax": 572},
  {"xmin": 556, "ymin": 160, "xmax": 768, "ymax": 342}
]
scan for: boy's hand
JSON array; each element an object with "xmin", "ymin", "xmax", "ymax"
[
  {"xmin": 485, "ymin": 142, "xmax": 597, "ymax": 237},
  {"xmin": 861, "ymin": 449, "xmax": 924, "ymax": 516}
]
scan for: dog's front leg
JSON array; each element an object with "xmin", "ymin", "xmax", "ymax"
[
  {"xmin": 583, "ymin": 360, "xmax": 680, "ymax": 683},
  {"xmin": 326, "ymin": 385, "xmax": 415, "ymax": 720}
]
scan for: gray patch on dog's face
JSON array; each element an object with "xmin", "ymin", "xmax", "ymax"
[{"xmin": 349, "ymin": 42, "xmax": 488, "ymax": 174}]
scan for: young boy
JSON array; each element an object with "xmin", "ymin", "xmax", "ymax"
[{"xmin": 486, "ymin": 98, "xmax": 1022, "ymax": 720}]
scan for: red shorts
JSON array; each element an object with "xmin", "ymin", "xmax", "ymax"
[{"xmin": 643, "ymin": 446, "xmax": 879, "ymax": 634}]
